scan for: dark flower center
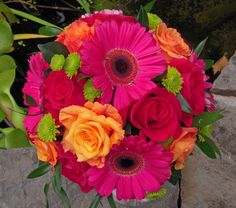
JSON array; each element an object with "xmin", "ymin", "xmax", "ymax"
[
  {"xmin": 109, "ymin": 151, "xmax": 144, "ymax": 176},
  {"xmin": 104, "ymin": 48, "xmax": 139, "ymax": 85},
  {"xmin": 118, "ymin": 157, "xmax": 136, "ymax": 170}
]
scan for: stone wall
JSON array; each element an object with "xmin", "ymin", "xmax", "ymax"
[{"xmin": 0, "ymin": 53, "xmax": 236, "ymax": 208}]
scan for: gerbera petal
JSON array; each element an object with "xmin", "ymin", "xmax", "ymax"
[{"xmin": 132, "ymin": 176, "xmax": 145, "ymax": 200}]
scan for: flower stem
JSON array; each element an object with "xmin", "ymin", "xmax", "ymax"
[{"xmin": 107, "ymin": 194, "xmax": 117, "ymax": 208}]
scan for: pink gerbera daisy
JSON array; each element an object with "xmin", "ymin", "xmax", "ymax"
[
  {"xmin": 86, "ymin": 135, "xmax": 172, "ymax": 200},
  {"xmin": 80, "ymin": 20, "xmax": 167, "ymax": 110},
  {"xmin": 22, "ymin": 53, "xmax": 49, "ymax": 133}
]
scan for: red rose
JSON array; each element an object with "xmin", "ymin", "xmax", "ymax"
[
  {"xmin": 57, "ymin": 143, "xmax": 92, "ymax": 193},
  {"xmin": 129, "ymin": 86, "xmax": 182, "ymax": 142},
  {"xmin": 44, "ymin": 71, "xmax": 86, "ymax": 121},
  {"xmin": 170, "ymin": 59, "xmax": 205, "ymax": 126}
]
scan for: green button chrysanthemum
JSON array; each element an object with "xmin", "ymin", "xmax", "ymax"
[
  {"xmin": 50, "ymin": 54, "xmax": 65, "ymax": 71},
  {"xmin": 37, "ymin": 114, "xmax": 58, "ymax": 142},
  {"xmin": 64, "ymin": 52, "xmax": 81, "ymax": 78},
  {"xmin": 162, "ymin": 66, "xmax": 183, "ymax": 95},
  {"xmin": 83, "ymin": 79, "xmax": 102, "ymax": 102}
]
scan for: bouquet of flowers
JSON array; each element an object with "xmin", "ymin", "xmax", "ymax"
[{"xmin": 19, "ymin": 6, "xmax": 222, "ymax": 208}]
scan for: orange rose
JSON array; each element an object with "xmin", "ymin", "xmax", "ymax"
[
  {"xmin": 59, "ymin": 101, "xmax": 124, "ymax": 168},
  {"xmin": 30, "ymin": 134, "xmax": 58, "ymax": 166},
  {"xmin": 56, "ymin": 20, "xmax": 94, "ymax": 53},
  {"xmin": 156, "ymin": 22, "xmax": 191, "ymax": 63},
  {"xmin": 168, "ymin": 127, "xmax": 198, "ymax": 170}
]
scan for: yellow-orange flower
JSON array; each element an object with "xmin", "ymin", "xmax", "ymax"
[
  {"xmin": 168, "ymin": 128, "xmax": 198, "ymax": 170},
  {"xmin": 30, "ymin": 134, "xmax": 58, "ymax": 166},
  {"xmin": 56, "ymin": 20, "xmax": 95, "ymax": 53},
  {"xmin": 156, "ymin": 22, "xmax": 191, "ymax": 63},
  {"xmin": 59, "ymin": 101, "xmax": 124, "ymax": 168}
]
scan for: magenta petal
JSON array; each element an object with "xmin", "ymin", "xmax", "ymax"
[
  {"xmin": 98, "ymin": 173, "xmax": 117, "ymax": 196},
  {"xmin": 138, "ymin": 170, "xmax": 160, "ymax": 192},
  {"xmin": 131, "ymin": 176, "xmax": 145, "ymax": 200}
]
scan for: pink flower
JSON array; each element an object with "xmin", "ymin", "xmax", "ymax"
[
  {"xmin": 22, "ymin": 53, "xmax": 49, "ymax": 133},
  {"xmin": 189, "ymin": 52, "xmax": 215, "ymax": 112},
  {"xmin": 86, "ymin": 135, "xmax": 172, "ymax": 200},
  {"xmin": 44, "ymin": 71, "xmax": 86, "ymax": 122},
  {"xmin": 170, "ymin": 58, "xmax": 205, "ymax": 126},
  {"xmin": 80, "ymin": 11, "xmax": 135, "ymax": 26},
  {"xmin": 80, "ymin": 20, "xmax": 167, "ymax": 110},
  {"xmin": 129, "ymin": 86, "xmax": 182, "ymax": 142},
  {"xmin": 57, "ymin": 143, "xmax": 92, "ymax": 193},
  {"xmin": 205, "ymin": 93, "xmax": 216, "ymax": 111}
]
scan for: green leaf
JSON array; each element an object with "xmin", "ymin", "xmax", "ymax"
[
  {"xmin": 144, "ymin": 0, "xmax": 157, "ymax": 13},
  {"xmin": 194, "ymin": 37, "xmax": 208, "ymax": 56},
  {"xmin": 27, "ymin": 162, "xmax": 51, "ymax": 179},
  {"xmin": 38, "ymin": 42, "xmax": 69, "ymax": 64},
  {"xmin": 168, "ymin": 167, "xmax": 181, "ymax": 185},
  {"xmin": 199, "ymin": 134, "xmax": 221, "ymax": 158},
  {"xmin": 54, "ymin": 187, "xmax": 71, "ymax": 208},
  {"xmin": 0, "ymin": 2, "xmax": 18, "ymax": 24},
  {"xmin": 52, "ymin": 163, "xmax": 71, "ymax": 208},
  {"xmin": 107, "ymin": 194, "xmax": 117, "ymax": 208},
  {"xmin": 76, "ymin": 0, "xmax": 90, "ymax": 13},
  {"xmin": 25, "ymin": 94, "xmax": 37, "ymax": 106},
  {"xmin": 0, "ymin": 108, "xmax": 6, "ymax": 122},
  {"xmin": 0, "ymin": 128, "xmax": 31, "ymax": 148},
  {"xmin": 0, "ymin": 132, "xmax": 6, "ymax": 149},
  {"xmin": 53, "ymin": 163, "xmax": 62, "ymax": 192},
  {"xmin": 52, "ymin": 181, "xmax": 71, "ymax": 208},
  {"xmin": 192, "ymin": 112, "xmax": 223, "ymax": 128},
  {"xmin": 13, "ymin": 34, "xmax": 52, "ymax": 40},
  {"xmin": 89, "ymin": 194, "xmax": 102, "ymax": 208},
  {"xmin": 176, "ymin": 93, "xmax": 193, "ymax": 114},
  {"xmin": 0, "ymin": 93, "xmax": 26, "ymax": 130},
  {"xmin": 196, "ymin": 138, "xmax": 216, "ymax": 159},
  {"xmin": 0, "ymin": 20, "xmax": 13, "ymax": 55},
  {"xmin": 0, "ymin": 55, "xmax": 16, "ymax": 91},
  {"xmin": 136, "ymin": 6, "xmax": 149, "ymax": 28},
  {"xmin": 10, "ymin": 8, "xmax": 62, "ymax": 30},
  {"xmin": 44, "ymin": 183, "xmax": 50, "ymax": 208},
  {"xmin": 204, "ymin": 59, "xmax": 214, "ymax": 71},
  {"xmin": 38, "ymin": 26, "xmax": 63, "ymax": 36}
]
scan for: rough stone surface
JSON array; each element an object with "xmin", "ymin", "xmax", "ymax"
[
  {"xmin": 181, "ymin": 92, "xmax": 236, "ymax": 206},
  {"xmin": 212, "ymin": 52, "xmax": 236, "ymax": 95},
  {"xmin": 0, "ymin": 148, "xmax": 179, "ymax": 208}
]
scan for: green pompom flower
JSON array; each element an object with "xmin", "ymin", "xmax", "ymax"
[
  {"xmin": 64, "ymin": 53, "xmax": 81, "ymax": 78},
  {"xmin": 146, "ymin": 188, "xmax": 167, "ymax": 200},
  {"xmin": 162, "ymin": 66, "xmax": 183, "ymax": 95},
  {"xmin": 147, "ymin": 13, "xmax": 162, "ymax": 32},
  {"xmin": 50, "ymin": 54, "xmax": 65, "ymax": 71},
  {"xmin": 83, "ymin": 79, "xmax": 102, "ymax": 102},
  {"xmin": 37, "ymin": 114, "xmax": 58, "ymax": 142}
]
